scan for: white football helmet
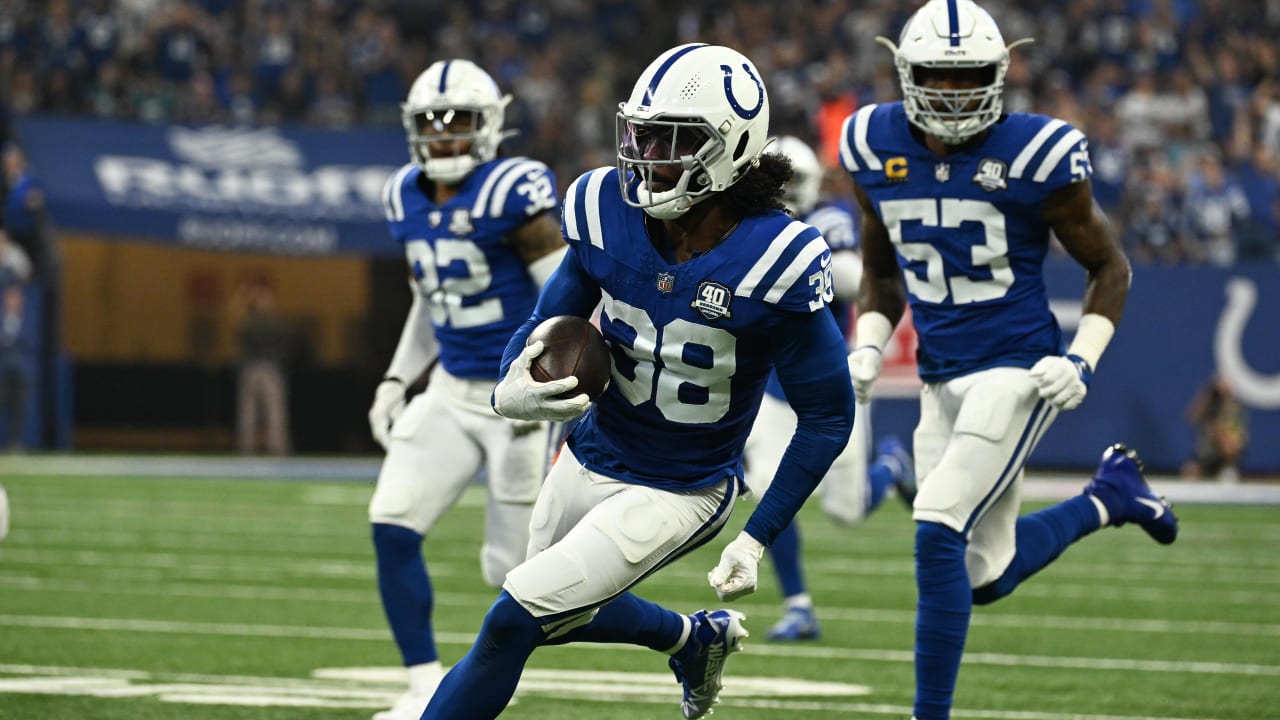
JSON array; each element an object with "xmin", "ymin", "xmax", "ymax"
[
  {"xmin": 401, "ymin": 59, "xmax": 512, "ymax": 184},
  {"xmin": 772, "ymin": 135, "xmax": 822, "ymax": 216},
  {"xmin": 617, "ymin": 43, "xmax": 770, "ymax": 220},
  {"xmin": 877, "ymin": 0, "xmax": 1030, "ymax": 144}
]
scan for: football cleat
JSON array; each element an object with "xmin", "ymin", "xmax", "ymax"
[
  {"xmin": 371, "ymin": 688, "xmax": 435, "ymax": 720},
  {"xmin": 1083, "ymin": 443, "xmax": 1178, "ymax": 545},
  {"xmin": 765, "ymin": 606, "xmax": 820, "ymax": 641},
  {"xmin": 669, "ymin": 609, "xmax": 748, "ymax": 719},
  {"xmin": 876, "ymin": 435, "xmax": 918, "ymax": 508}
]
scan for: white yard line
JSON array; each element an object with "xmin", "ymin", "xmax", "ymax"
[
  {"xmin": 3, "ymin": 574, "xmax": 1278, "ymax": 637},
  {"xmin": 0, "ymin": 614, "xmax": 1276, "ymax": 677},
  {"xmin": 0, "ymin": 664, "xmax": 1233, "ymax": 720},
  {"xmin": 3, "ymin": 454, "xmax": 1278, "ymax": 504}
]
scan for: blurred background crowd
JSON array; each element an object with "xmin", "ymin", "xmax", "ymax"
[
  {"xmin": 0, "ymin": 0, "xmax": 1274, "ymax": 475},
  {"xmin": 1, "ymin": 0, "xmax": 1279, "ymax": 266}
]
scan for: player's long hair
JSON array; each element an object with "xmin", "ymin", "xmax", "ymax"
[{"xmin": 721, "ymin": 152, "xmax": 792, "ymax": 217}]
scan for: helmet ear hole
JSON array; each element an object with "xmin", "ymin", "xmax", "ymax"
[{"xmin": 732, "ymin": 132, "xmax": 750, "ymax": 162}]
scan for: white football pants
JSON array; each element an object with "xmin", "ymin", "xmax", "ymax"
[
  {"xmin": 502, "ymin": 447, "xmax": 739, "ymax": 638},
  {"xmin": 912, "ymin": 366, "xmax": 1059, "ymax": 588},
  {"xmin": 368, "ymin": 365, "xmax": 550, "ymax": 588}
]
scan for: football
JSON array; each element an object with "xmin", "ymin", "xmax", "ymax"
[{"xmin": 527, "ymin": 315, "xmax": 612, "ymax": 400}]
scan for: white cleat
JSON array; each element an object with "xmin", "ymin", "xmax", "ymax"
[{"xmin": 372, "ymin": 689, "xmax": 433, "ymax": 720}]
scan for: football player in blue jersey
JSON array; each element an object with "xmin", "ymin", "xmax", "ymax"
[
  {"xmin": 746, "ymin": 135, "xmax": 916, "ymax": 642},
  {"xmin": 364, "ymin": 58, "xmax": 568, "ymax": 720},
  {"xmin": 840, "ymin": 2, "xmax": 1179, "ymax": 719},
  {"xmin": 420, "ymin": 44, "xmax": 856, "ymax": 720}
]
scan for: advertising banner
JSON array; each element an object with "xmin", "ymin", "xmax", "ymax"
[{"xmin": 15, "ymin": 116, "xmax": 406, "ymax": 257}]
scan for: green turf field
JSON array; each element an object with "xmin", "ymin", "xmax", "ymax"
[{"xmin": 1, "ymin": 471, "xmax": 1277, "ymax": 719}]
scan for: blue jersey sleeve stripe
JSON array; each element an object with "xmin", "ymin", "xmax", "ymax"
[
  {"xmin": 1033, "ymin": 128, "xmax": 1086, "ymax": 183},
  {"xmin": 763, "ymin": 234, "xmax": 828, "ymax": 304},
  {"xmin": 838, "ymin": 114, "xmax": 858, "ymax": 172},
  {"xmin": 470, "ymin": 157, "xmax": 521, "ymax": 216},
  {"xmin": 851, "ymin": 104, "xmax": 882, "ymax": 171},
  {"xmin": 735, "ymin": 220, "xmax": 807, "ymax": 297},
  {"xmin": 487, "ymin": 159, "xmax": 543, "ymax": 217},
  {"xmin": 383, "ymin": 163, "xmax": 414, "ymax": 222},
  {"xmin": 583, "ymin": 168, "xmax": 609, "ymax": 249},
  {"xmin": 563, "ymin": 173, "xmax": 584, "ymax": 241},
  {"xmin": 1008, "ymin": 119, "xmax": 1066, "ymax": 179}
]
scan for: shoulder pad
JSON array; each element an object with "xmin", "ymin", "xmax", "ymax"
[
  {"xmin": 839, "ymin": 103, "xmax": 885, "ymax": 173},
  {"xmin": 734, "ymin": 219, "xmax": 830, "ymax": 312},
  {"xmin": 381, "ymin": 162, "xmax": 420, "ymax": 223},
  {"xmin": 1006, "ymin": 115, "xmax": 1091, "ymax": 186},
  {"xmin": 469, "ymin": 157, "xmax": 558, "ymax": 220},
  {"xmin": 561, "ymin": 166, "xmax": 617, "ymax": 251}
]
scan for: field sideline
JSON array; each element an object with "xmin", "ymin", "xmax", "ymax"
[{"xmin": 1, "ymin": 455, "xmax": 1277, "ymax": 719}]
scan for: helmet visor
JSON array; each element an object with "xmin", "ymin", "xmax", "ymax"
[
  {"xmin": 617, "ymin": 114, "xmax": 718, "ymax": 193},
  {"xmin": 407, "ymin": 107, "xmax": 485, "ymax": 159}
]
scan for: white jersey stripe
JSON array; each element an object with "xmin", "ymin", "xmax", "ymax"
[
  {"xmin": 488, "ymin": 159, "xmax": 542, "ymax": 217},
  {"xmin": 583, "ymin": 168, "xmax": 609, "ymax": 249},
  {"xmin": 563, "ymin": 174, "xmax": 584, "ymax": 241},
  {"xmin": 852, "ymin": 105, "xmax": 882, "ymax": 171},
  {"xmin": 1008, "ymin": 119, "xmax": 1066, "ymax": 179},
  {"xmin": 763, "ymin": 235, "xmax": 828, "ymax": 304},
  {"xmin": 471, "ymin": 157, "xmax": 523, "ymax": 217},
  {"xmin": 735, "ymin": 221, "xmax": 808, "ymax": 297},
  {"xmin": 383, "ymin": 164, "xmax": 414, "ymax": 222},
  {"xmin": 838, "ymin": 114, "xmax": 858, "ymax": 172},
  {"xmin": 1032, "ymin": 128, "xmax": 1086, "ymax": 183}
]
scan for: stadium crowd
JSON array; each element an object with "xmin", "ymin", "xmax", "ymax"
[{"xmin": 0, "ymin": 0, "xmax": 1278, "ymax": 265}]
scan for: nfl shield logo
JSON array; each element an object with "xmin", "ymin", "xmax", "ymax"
[
  {"xmin": 935, "ymin": 163, "xmax": 951, "ymax": 183},
  {"xmin": 657, "ymin": 272, "xmax": 675, "ymax": 293}
]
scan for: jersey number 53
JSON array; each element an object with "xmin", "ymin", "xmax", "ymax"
[{"xmin": 880, "ymin": 198, "xmax": 1014, "ymax": 305}]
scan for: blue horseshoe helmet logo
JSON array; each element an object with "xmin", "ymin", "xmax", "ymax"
[{"xmin": 721, "ymin": 63, "xmax": 763, "ymax": 119}]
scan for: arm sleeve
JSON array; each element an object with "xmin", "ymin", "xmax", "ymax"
[
  {"xmin": 742, "ymin": 309, "xmax": 856, "ymax": 546},
  {"xmin": 384, "ymin": 284, "xmax": 437, "ymax": 382},
  {"xmin": 497, "ymin": 246, "xmax": 601, "ymax": 378}
]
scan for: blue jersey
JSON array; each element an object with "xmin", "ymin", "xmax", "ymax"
[
  {"xmin": 381, "ymin": 157, "xmax": 558, "ymax": 379},
  {"xmin": 556, "ymin": 167, "xmax": 839, "ymax": 492},
  {"xmin": 841, "ymin": 102, "xmax": 1091, "ymax": 382},
  {"xmin": 764, "ymin": 199, "xmax": 858, "ymax": 401}
]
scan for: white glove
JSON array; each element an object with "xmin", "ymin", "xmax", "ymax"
[
  {"xmin": 368, "ymin": 378, "xmax": 407, "ymax": 450},
  {"xmin": 1029, "ymin": 354, "xmax": 1092, "ymax": 411},
  {"xmin": 493, "ymin": 341, "xmax": 591, "ymax": 422},
  {"xmin": 707, "ymin": 531, "xmax": 765, "ymax": 602},
  {"xmin": 847, "ymin": 346, "xmax": 884, "ymax": 403}
]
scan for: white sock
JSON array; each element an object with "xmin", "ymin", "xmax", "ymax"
[
  {"xmin": 784, "ymin": 593, "xmax": 813, "ymax": 610},
  {"xmin": 407, "ymin": 661, "xmax": 444, "ymax": 695},
  {"xmin": 1089, "ymin": 495, "xmax": 1110, "ymax": 527},
  {"xmin": 664, "ymin": 615, "xmax": 693, "ymax": 655}
]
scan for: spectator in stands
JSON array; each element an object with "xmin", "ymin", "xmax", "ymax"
[
  {"xmin": 232, "ymin": 277, "xmax": 293, "ymax": 456},
  {"xmin": 2, "ymin": 142, "xmax": 49, "ymax": 280},
  {"xmin": 1231, "ymin": 144, "xmax": 1280, "ymax": 263},
  {"xmin": 0, "ymin": 230, "xmax": 31, "ymax": 451},
  {"xmin": 4, "ymin": 0, "xmax": 1280, "ymax": 268},
  {"xmin": 1182, "ymin": 375, "xmax": 1248, "ymax": 483},
  {"xmin": 1183, "ymin": 149, "xmax": 1250, "ymax": 266}
]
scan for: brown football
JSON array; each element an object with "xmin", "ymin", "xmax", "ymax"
[{"xmin": 527, "ymin": 315, "xmax": 612, "ymax": 400}]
